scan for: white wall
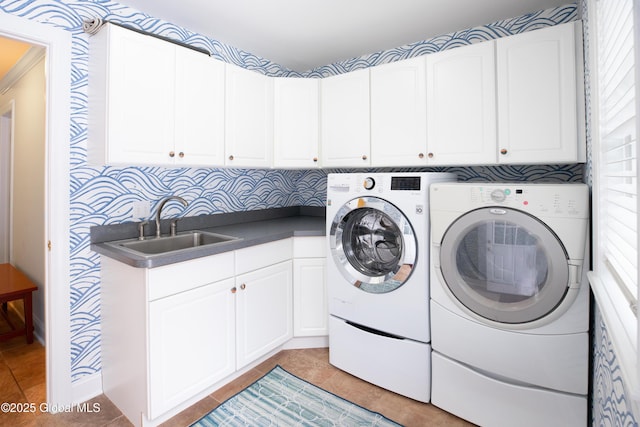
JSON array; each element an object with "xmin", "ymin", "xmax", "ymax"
[{"xmin": 0, "ymin": 55, "xmax": 46, "ymax": 340}]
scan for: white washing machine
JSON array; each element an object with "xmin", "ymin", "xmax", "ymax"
[
  {"xmin": 327, "ymin": 172, "xmax": 455, "ymax": 403},
  {"xmin": 429, "ymin": 182, "xmax": 589, "ymax": 427}
]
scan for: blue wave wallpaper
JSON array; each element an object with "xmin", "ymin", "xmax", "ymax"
[{"xmin": 3, "ymin": 1, "xmax": 621, "ymax": 423}]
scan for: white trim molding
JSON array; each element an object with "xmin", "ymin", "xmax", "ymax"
[{"xmin": 0, "ymin": 12, "xmax": 73, "ymax": 409}]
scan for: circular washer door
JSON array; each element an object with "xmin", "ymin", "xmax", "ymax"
[
  {"xmin": 330, "ymin": 197, "xmax": 417, "ymax": 293},
  {"xmin": 439, "ymin": 207, "xmax": 569, "ymax": 324}
]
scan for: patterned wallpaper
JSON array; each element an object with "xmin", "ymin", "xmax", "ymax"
[{"xmin": 0, "ymin": 0, "xmax": 601, "ymax": 416}]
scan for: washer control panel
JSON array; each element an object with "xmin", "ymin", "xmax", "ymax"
[{"xmin": 328, "ymin": 174, "xmax": 427, "ymax": 195}]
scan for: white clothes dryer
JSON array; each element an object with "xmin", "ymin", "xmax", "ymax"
[
  {"xmin": 327, "ymin": 172, "xmax": 455, "ymax": 402},
  {"xmin": 429, "ymin": 182, "xmax": 589, "ymax": 427}
]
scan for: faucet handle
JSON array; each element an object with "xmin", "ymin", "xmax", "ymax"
[
  {"xmin": 170, "ymin": 219, "xmax": 179, "ymax": 237},
  {"xmin": 138, "ymin": 221, "xmax": 149, "ymax": 240}
]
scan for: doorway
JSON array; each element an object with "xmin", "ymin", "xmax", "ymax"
[
  {"xmin": 0, "ymin": 11, "xmax": 73, "ymax": 408},
  {"xmin": 0, "ymin": 38, "xmax": 47, "ymax": 335}
]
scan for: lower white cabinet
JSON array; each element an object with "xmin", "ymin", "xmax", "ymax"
[
  {"xmin": 293, "ymin": 237, "xmax": 327, "ymax": 336},
  {"xmin": 148, "ymin": 278, "xmax": 236, "ymax": 419},
  {"xmin": 236, "ymin": 261, "xmax": 293, "ymax": 368},
  {"xmin": 101, "ymin": 237, "xmax": 319, "ymax": 426},
  {"xmin": 101, "ymin": 251, "xmax": 236, "ymax": 426}
]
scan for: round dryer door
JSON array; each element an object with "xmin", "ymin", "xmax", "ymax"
[
  {"xmin": 329, "ymin": 196, "xmax": 417, "ymax": 293},
  {"xmin": 439, "ymin": 207, "xmax": 569, "ymax": 324}
]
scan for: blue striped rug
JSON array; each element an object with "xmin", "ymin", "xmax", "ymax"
[{"xmin": 192, "ymin": 365, "xmax": 403, "ymax": 426}]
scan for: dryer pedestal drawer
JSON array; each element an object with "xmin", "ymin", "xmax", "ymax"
[
  {"xmin": 432, "ymin": 352, "xmax": 587, "ymax": 427},
  {"xmin": 329, "ymin": 316, "xmax": 430, "ymax": 402},
  {"xmin": 431, "ymin": 301, "xmax": 588, "ymax": 394}
]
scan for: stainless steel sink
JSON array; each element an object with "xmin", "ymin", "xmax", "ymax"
[{"xmin": 115, "ymin": 231, "xmax": 239, "ymax": 255}]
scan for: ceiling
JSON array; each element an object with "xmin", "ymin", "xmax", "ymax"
[
  {"xmin": 0, "ymin": 0, "xmax": 572, "ymax": 78},
  {"xmin": 116, "ymin": 0, "xmax": 572, "ymax": 72},
  {"xmin": 0, "ymin": 37, "xmax": 32, "ymax": 81}
]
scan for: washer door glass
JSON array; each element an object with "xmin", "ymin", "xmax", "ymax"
[
  {"xmin": 330, "ymin": 197, "xmax": 417, "ymax": 293},
  {"xmin": 439, "ymin": 207, "xmax": 569, "ymax": 323}
]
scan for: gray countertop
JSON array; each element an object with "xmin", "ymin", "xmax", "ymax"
[{"xmin": 90, "ymin": 207, "xmax": 326, "ymax": 268}]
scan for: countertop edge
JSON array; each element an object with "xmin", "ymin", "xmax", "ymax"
[{"xmin": 91, "ymin": 214, "xmax": 326, "ymax": 268}]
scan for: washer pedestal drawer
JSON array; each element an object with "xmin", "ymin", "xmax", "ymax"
[
  {"xmin": 329, "ymin": 316, "xmax": 430, "ymax": 402},
  {"xmin": 431, "ymin": 352, "xmax": 587, "ymax": 427}
]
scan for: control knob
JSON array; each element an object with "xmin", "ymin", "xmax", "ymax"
[
  {"xmin": 363, "ymin": 177, "xmax": 376, "ymax": 190},
  {"xmin": 490, "ymin": 189, "xmax": 506, "ymax": 203}
]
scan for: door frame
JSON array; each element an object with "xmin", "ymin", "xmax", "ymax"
[
  {"xmin": 0, "ymin": 100, "xmax": 14, "ymax": 263},
  {"xmin": 0, "ymin": 13, "xmax": 72, "ymax": 407}
]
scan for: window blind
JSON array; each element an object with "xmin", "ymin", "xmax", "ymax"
[{"xmin": 597, "ymin": 0, "xmax": 638, "ymax": 312}]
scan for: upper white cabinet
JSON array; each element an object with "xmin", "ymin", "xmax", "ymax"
[
  {"xmin": 273, "ymin": 78, "xmax": 320, "ymax": 168},
  {"xmin": 89, "ymin": 23, "xmax": 224, "ymax": 166},
  {"xmin": 370, "ymin": 56, "xmax": 428, "ymax": 166},
  {"xmin": 225, "ymin": 64, "xmax": 274, "ymax": 168},
  {"xmin": 496, "ymin": 21, "xmax": 581, "ymax": 164},
  {"xmin": 90, "ymin": 24, "xmax": 174, "ymax": 165},
  {"xmin": 174, "ymin": 48, "xmax": 226, "ymax": 166},
  {"xmin": 90, "ymin": 22, "xmax": 584, "ymax": 170},
  {"xmin": 426, "ymin": 40, "xmax": 497, "ymax": 166},
  {"xmin": 320, "ymin": 68, "xmax": 371, "ymax": 167}
]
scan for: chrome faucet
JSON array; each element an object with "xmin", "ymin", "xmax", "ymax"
[{"xmin": 155, "ymin": 196, "xmax": 188, "ymax": 237}]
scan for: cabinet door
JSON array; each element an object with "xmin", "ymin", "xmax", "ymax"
[
  {"xmin": 426, "ymin": 40, "xmax": 497, "ymax": 166},
  {"xmin": 106, "ymin": 25, "xmax": 176, "ymax": 165},
  {"xmin": 320, "ymin": 69, "xmax": 370, "ymax": 167},
  {"xmin": 175, "ymin": 49, "xmax": 226, "ymax": 166},
  {"xmin": 293, "ymin": 258, "xmax": 327, "ymax": 336},
  {"xmin": 370, "ymin": 57, "xmax": 427, "ymax": 166},
  {"xmin": 496, "ymin": 22, "xmax": 578, "ymax": 164},
  {"xmin": 273, "ymin": 77, "xmax": 320, "ymax": 168},
  {"xmin": 225, "ymin": 64, "xmax": 274, "ymax": 168},
  {"xmin": 236, "ymin": 261, "xmax": 293, "ymax": 369},
  {"xmin": 148, "ymin": 278, "xmax": 236, "ymax": 419}
]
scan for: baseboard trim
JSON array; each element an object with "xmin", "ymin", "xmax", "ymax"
[
  {"xmin": 71, "ymin": 372, "xmax": 103, "ymax": 407},
  {"xmin": 283, "ymin": 336, "xmax": 328, "ymax": 349}
]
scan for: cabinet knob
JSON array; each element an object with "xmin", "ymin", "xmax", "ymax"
[
  {"xmin": 313, "ymin": 157, "xmax": 318, "ymax": 162},
  {"xmin": 228, "ymin": 155, "xmax": 234, "ymax": 161},
  {"xmin": 169, "ymin": 151, "xmax": 175, "ymax": 158},
  {"xmin": 240, "ymin": 283, "xmax": 246, "ymax": 290},
  {"xmin": 231, "ymin": 287, "xmax": 237, "ymax": 294},
  {"xmin": 178, "ymin": 151, "xmax": 185, "ymax": 158},
  {"xmin": 418, "ymin": 153, "xmax": 425, "ymax": 159},
  {"xmin": 362, "ymin": 155, "xmax": 368, "ymax": 161},
  {"xmin": 428, "ymin": 152, "xmax": 434, "ymax": 159},
  {"xmin": 500, "ymin": 148, "xmax": 508, "ymax": 155}
]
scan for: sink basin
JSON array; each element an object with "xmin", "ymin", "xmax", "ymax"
[{"xmin": 116, "ymin": 231, "xmax": 239, "ymax": 255}]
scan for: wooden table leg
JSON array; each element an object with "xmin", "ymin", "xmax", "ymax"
[{"xmin": 24, "ymin": 293, "xmax": 34, "ymax": 344}]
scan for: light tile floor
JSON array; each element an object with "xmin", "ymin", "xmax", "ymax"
[{"xmin": 0, "ymin": 308, "xmax": 473, "ymax": 426}]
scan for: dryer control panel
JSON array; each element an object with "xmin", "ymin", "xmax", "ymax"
[
  {"xmin": 431, "ymin": 183, "xmax": 589, "ymax": 219},
  {"xmin": 472, "ymin": 185, "xmax": 588, "ymax": 218}
]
